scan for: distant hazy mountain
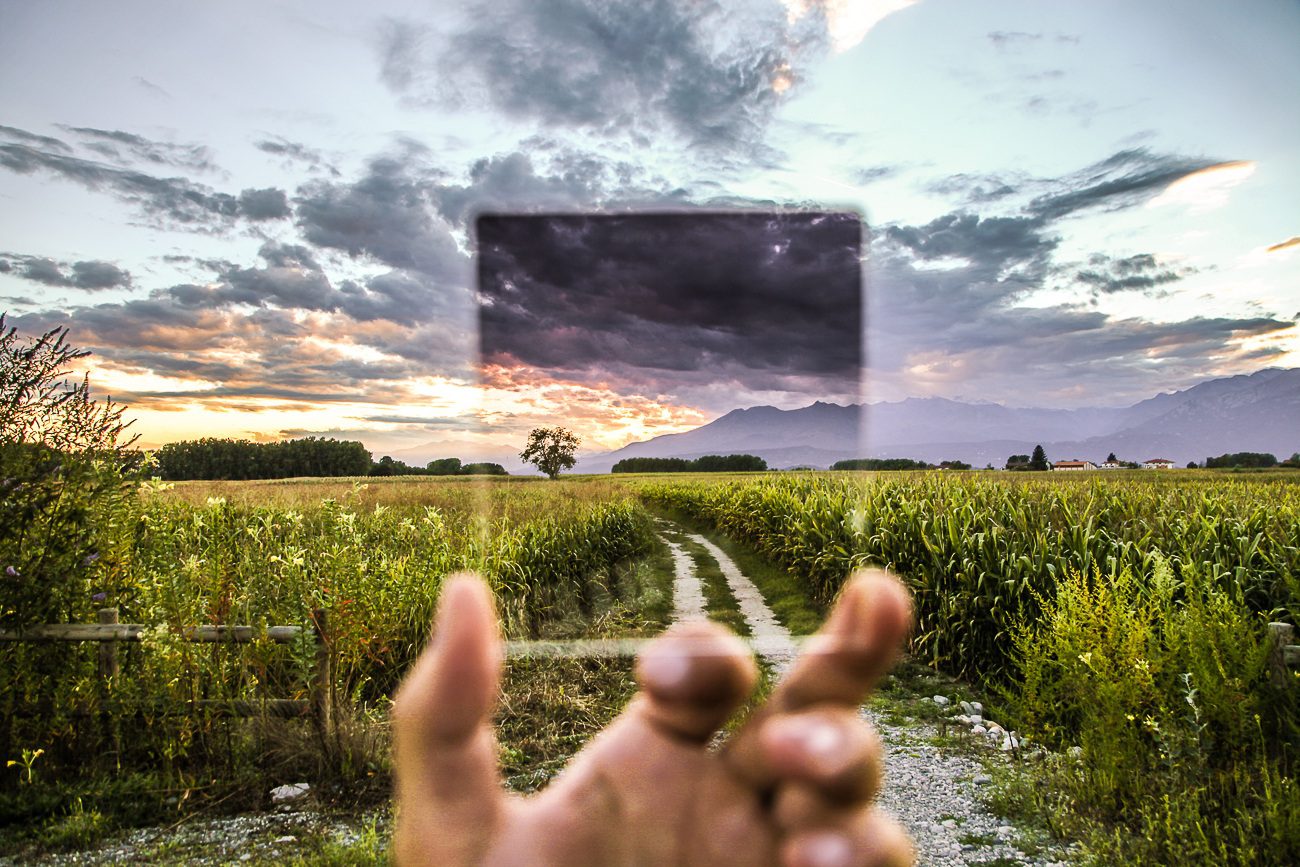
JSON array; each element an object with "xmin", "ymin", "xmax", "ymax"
[{"xmin": 579, "ymin": 368, "xmax": 1300, "ymax": 471}]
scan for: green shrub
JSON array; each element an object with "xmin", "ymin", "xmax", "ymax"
[{"xmin": 1008, "ymin": 557, "xmax": 1298, "ymax": 864}]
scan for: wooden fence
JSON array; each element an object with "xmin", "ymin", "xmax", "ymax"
[
  {"xmin": 0, "ymin": 608, "xmax": 333, "ymax": 737},
  {"xmin": 1270, "ymin": 621, "xmax": 1300, "ymax": 686}
]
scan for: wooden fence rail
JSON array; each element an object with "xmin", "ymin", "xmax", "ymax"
[
  {"xmin": 0, "ymin": 607, "xmax": 332, "ymax": 733},
  {"xmin": 1269, "ymin": 622, "xmax": 1300, "ymax": 687}
]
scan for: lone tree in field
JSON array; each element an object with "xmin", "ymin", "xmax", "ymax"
[
  {"xmin": 520, "ymin": 427, "xmax": 580, "ymax": 479},
  {"xmin": 1030, "ymin": 444, "xmax": 1049, "ymax": 471}
]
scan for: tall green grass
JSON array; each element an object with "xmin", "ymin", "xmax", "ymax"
[{"xmin": 1, "ymin": 477, "xmax": 654, "ymax": 791}]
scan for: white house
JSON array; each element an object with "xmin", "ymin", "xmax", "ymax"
[
  {"xmin": 1099, "ymin": 460, "xmax": 1125, "ymax": 469},
  {"xmin": 1053, "ymin": 459, "xmax": 1097, "ymax": 471},
  {"xmin": 1142, "ymin": 458, "xmax": 1176, "ymax": 469}
]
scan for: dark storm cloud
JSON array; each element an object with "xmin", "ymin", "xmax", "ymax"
[
  {"xmin": 56, "ymin": 125, "xmax": 216, "ymax": 172},
  {"xmin": 378, "ymin": 0, "xmax": 802, "ymax": 151},
  {"xmin": 1074, "ymin": 253, "xmax": 1188, "ymax": 296},
  {"xmin": 478, "ymin": 212, "xmax": 861, "ymax": 393},
  {"xmin": 294, "ymin": 152, "xmax": 467, "ymax": 280},
  {"xmin": 237, "ymin": 187, "xmax": 291, "ymax": 220},
  {"xmin": 0, "ymin": 253, "xmax": 132, "ymax": 290}
]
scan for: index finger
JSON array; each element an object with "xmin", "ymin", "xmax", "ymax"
[
  {"xmin": 772, "ymin": 568, "xmax": 912, "ymax": 711},
  {"xmin": 722, "ymin": 569, "xmax": 912, "ymax": 790}
]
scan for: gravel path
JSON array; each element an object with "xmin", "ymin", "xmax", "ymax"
[{"xmin": 666, "ymin": 522, "xmax": 1074, "ymax": 867}]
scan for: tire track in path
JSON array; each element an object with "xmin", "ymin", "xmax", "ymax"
[
  {"xmin": 656, "ymin": 518, "xmax": 797, "ymax": 675},
  {"xmin": 662, "ymin": 534, "xmax": 708, "ymax": 623}
]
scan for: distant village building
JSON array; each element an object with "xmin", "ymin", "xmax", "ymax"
[
  {"xmin": 1099, "ymin": 460, "xmax": 1125, "ymax": 469},
  {"xmin": 1142, "ymin": 458, "xmax": 1176, "ymax": 469},
  {"xmin": 1052, "ymin": 459, "xmax": 1096, "ymax": 471}
]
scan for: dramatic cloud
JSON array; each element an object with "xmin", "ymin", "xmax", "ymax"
[
  {"xmin": 1267, "ymin": 236, "xmax": 1300, "ymax": 254},
  {"xmin": 1028, "ymin": 148, "xmax": 1226, "ymax": 220},
  {"xmin": 883, "ymin": 212, "xmax": 1056, "ymax": 285},
  {"xmin": 0, "ymin": 124, "xmax": 72, "ymax": 153},
  {"xmin": 866, "ymin": 148, "xmax": 1292, "ymax": 404},
  {"xmin": 0, "ymin": 253, "xmax": 132, "ymax": 290},
  {"xmin": 378, "ymin": 0, "xmax": 803, "ymax": 151},
  {"xmin": 433, "ymin": 147, "xmax": 682, "ymax": 226},
  {"xmin": 162, "ymin": 241, "xmax": 468, "ymax": 326},
  {"xmin": 295, "ymin": 151, "xmax": 467, "ymax": 280},
  {"xmin": 478, "ymin": 212, "xmax": 862, "ymax": 411}
]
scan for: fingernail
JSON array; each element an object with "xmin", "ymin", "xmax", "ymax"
[
  {"xmin": 640, "ymin": 648, "xmax": 691, "ymax": 693},
  {"xmin": 770, "ymin": 717, "xmax": 847, "ymax": 776},
  {"xmin": 802, "ymin": 721, "xmax": 847, "ymax": 775},
  {"xmin": 799, "ymin": 832, "xmax": 855, "ymax": 867}
]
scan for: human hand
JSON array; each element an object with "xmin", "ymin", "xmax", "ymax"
[{"xmin": 393, "ymin": 569, "xmax": 914, "ymax": 866}]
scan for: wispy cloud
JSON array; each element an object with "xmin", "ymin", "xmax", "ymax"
[{"xmin": 0, "ymin": 124, "xmax": 288, "ymax": 228}]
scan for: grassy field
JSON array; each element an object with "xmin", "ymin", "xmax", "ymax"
[{"xmin": 3, "ymin": 469, "xmax": 1299, "ymax": 863}]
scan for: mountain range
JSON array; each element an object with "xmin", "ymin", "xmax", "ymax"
[{"xmin": 575, "ymin": 367, "xmax": 1300, "ymax": 472}]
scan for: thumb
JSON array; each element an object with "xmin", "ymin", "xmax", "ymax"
[{"xmin": 393, "ymin": 573, "xmax": 505, "ymax": 865}]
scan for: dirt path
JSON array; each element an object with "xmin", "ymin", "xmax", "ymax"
[
  {"xmin": 680, "ymin": 532, "xmax": 798, "ymax": 675},
  {"xmin": 664, "ymin": 521, "xmax": 1072, "ymax": 867},
  {"xmin": 662, "ymin": 535, "xmax": 708, "ymax": 623}
]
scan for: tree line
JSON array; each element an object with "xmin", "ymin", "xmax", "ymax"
[
  {"xmin": 611, "ymin": 454, "xmax": 767, "ymax": 473},
  {"xmin": 832, "ymin": 458, "xmax": 972, "ymax": 471},
  {"xmin": 1204, "ymin": 451, "xmax": 1300, "ymax": 469},
  {"xmin": 151, "ymin": 437, "xmax": 506, "ymax": 480}
]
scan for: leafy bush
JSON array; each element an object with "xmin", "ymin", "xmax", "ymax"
[
  {"xmin": 0, "ymin": 317, "xmax": 142, "ymax": 626},
  {"xmin": 1008, "ymin": 558, "xmax": 1298, "ymax": 863}
]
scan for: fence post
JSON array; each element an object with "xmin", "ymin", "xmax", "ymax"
[
  {"xmin": 1268, "ymin": 622, "xmax": 1295, "ymax": 687},
  {"xmin": 311, "ymin": 608, "xmax": 333, "ymax": 746},
  {"xmin": 98, "ymin": 607, "xmax": 119, "ymax": 678}
]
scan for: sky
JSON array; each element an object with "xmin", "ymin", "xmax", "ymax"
[{"xmin": 1, "ymin": 0, "xmax": 1297, "ymax": 461}]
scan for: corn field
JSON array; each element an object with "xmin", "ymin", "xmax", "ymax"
[{"xmin": 639, "ymin": 472, "xmax": 1300, "ymax": 681}]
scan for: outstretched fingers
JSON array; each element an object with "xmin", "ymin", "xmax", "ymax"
[
  {"xmin": 392, "ymin": 573, "xmax": 506, "ymax": 866},
  {"xmin": 773, "ymin": 569, "xmax": 913, "ymax": 712},
  {"xmin": 721, "ymin": 569, "xmax": 914, "ymax": 864}
]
